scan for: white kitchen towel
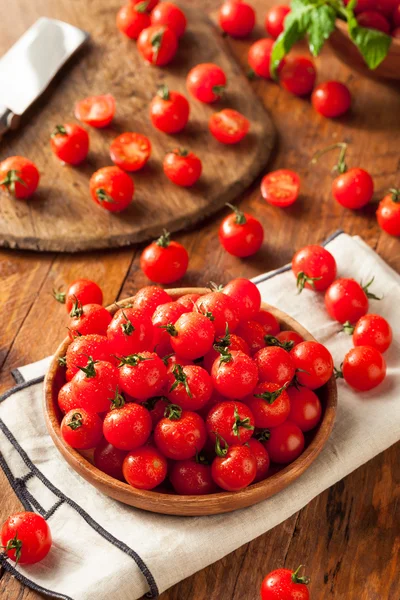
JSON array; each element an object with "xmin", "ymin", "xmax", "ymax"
[{"xmin": 0, "ymin": 230, "xmax": 399, "ymax": 600}]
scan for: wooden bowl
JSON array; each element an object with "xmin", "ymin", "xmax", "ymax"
[
  {"xmin": 43, "ymin": 288, "xmax": 337, "ymax": 516},
  {"xmin": 329, "ymin": 19, "xmax": 400, "ymax": 80}
]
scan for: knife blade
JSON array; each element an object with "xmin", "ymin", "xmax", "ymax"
[{"xmin": 0, "ymin": 17, "xmax": 89, "ymax": 136}]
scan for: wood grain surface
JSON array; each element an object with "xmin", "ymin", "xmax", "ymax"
[
  {"xmin": 0, "ymin": 1, "xmax": 274, "ymax": 252},
  {"xmin": 0, "ymin": 0, "xmax": 399, "ymax": 599}
]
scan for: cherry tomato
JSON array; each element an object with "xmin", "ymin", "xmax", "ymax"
[
  {"xmin": 68, "ymin": 302, "xmax": 112, "ymax": 339},
  {"xmin": 265, "ymin": 5, "xmax": 291, "ymax": 38},
  {"xmin": 140, "ymin": 230, "xmax": 189, "ymax": 284},
  {"xmin": 312, "ymin": 81, "xmax": 351, "ymax": 118},
  {"xmin": 170, "ymin": 457, "xmax": 216, "ymax": 494},
  {"xmin": 150, "ymin": 2, "xmax": 187, "ymax": 38},
  {"xmin": 248, "ymin": 38, "xmax": 285, "ymax": 79},
  {"xmin": 0, "ymin": 156, "xmax": 39, "ymax": 199},
  {"xmin": 211, "ymin": 441, "xmax": 256, "ymax": 491},
  {"xmin": 186, "ymin": 63, "xmax": 227, "ymax": 103},
  {"xmin": 56, "ymin": 279, "xmax": 103, "ymax": 313},
  {"xmin": 248, "ymin": 438, "xmax": 270, "ymax": 482},
  {"xmin": 90, "ymin": 166, "xmax": 134, "ymax": 212},
  {"xmin": 254, "ymin": 346, "xmax": 295, "ymax": 386},
  {"xmin": 219, "ymin": 204, "xmax": 263, "ymax": 257},
  {"xmin": 150, "ymin": 85, "xmax": 189, "ymax": 133},
  {"xmin": 152, "ymin": 301, "xmax": 189, "ymax": 355},
  {"xmin": 350, "ymin": 314, "xmax": 392, "ymax": 353},
  {"xmin": 376, "ymin": 0, "xmax": 399, "ymax": 17},
  {"xmin": 132, "ymin": 0, "xmax": 159, "ymax": 10},
  {"xmin": 253, "ymin": 310, "xmax": 280, "ymax": 335},
  {"xmin": 211, "ymin": 350, "xmax": 258, "ymax": 399},
  {"xmin": 218, "ymin": 1, "xmax": 255, "ymax": 37},
  {"xmin": 110, "ymin": 132, "xmax": 151, "ymax": 172},
  {"xmin": 276, "ymin": 330, "xmax": 304, "ymax": 348},
  {"xmin": 132, "ymin": 285, "xmax": 172, "ymax": 317},
  {"xmin": 107, "ymin": 307, "xmax": 154, "ymax": 355},
  {"xmin": 50, "ymin": 123, "xmax": 89, "ymax": 165},
  {"xmin": 163, "ymin": 148, "xmax": 202, "ymax": 187},
  {"xmin": 376, "ymin": 189, "xmax": 400, "ymax": 236},
  {"xmin": 279, "ymin": 56, "xmax": 316, "ymax": 96},
  {"xmin": 203, "ymin": 332, "xmax": 250, "ymax": 372},
  {"xmin": 65, "ymin": 334, "xmax": 111, "ymax": 380},
  {"xmin": 244, "ymin": 382, "xmax": 290, "ymax": 428},
  {"xmin": 235, "ymin": 320, "xmax": 267, "ymax": 355},
  {"xmin": 206, "ymin": 400, "xmax": 255, "ymax": 445},
  {"xmin": 166, "ymin": 364, "xmax": 213, "ymax": 410},
  {"xmin": 261, "ymin": 565, "xmax": 310, "ymax": 600},
  {"xmin": 103, "ymin": 402, "xmax": 152, "ymax": 450},
  {"xmin": 166, "ymin": 311, "xmax": 215, "ymax": 359},
  {"xmin": 209, "ymin": 109, "xmax": 249, "ymax": 145},
  {"xmin": 263, "ymin": 421, "xmax": 305, "ymax": 464},
  {"xmin": 154, "ymin": 405, "xmax": 207, "ymax": 459},
  {"xmin": 261, "ymin": 169, "xmax": 300, "ymax": 207},
  {"xmin": 117, "ymin": 3, "xmax": 151, "ymax": 39},
  {"xmin": 58, "ymin": 381, "xmax": 75, "ymax": 413},
  {"xmin": 139, "ymin": 395, "xmax": 169, "ymax": 428},
  {"xmin": 176, "ymin": 293, "xmax": 201, "ymax": 310},
  {"xmin": 332, "ymin": 168, "xmax": 374, "ymax": 209},
  {"xmin": 325, "ymin": 277, "xmax": 379, "ymax": 323},
  {"xmin": 1, "ymin": 512, "xmax": 52, "ymax": 565},
  {"xmin": 338, "ymin": 345, "xmax": 386, "ymax": 392},
  {"xmin": 137, "ymin": 25, "xmax": 178, "ymax": 66},
  {"xmin": 287, "ymin": 386, "xmax": 322, "ymax": 432},
  {"xmin": 357, "ymin": 10, "xmax": 390, "ymax": 33},
  {"xmin": 61, "ymin": 408, "xmax": 103, "ymax": 449},
  {"xmin": 292, "ymin": 245, "xmax": 337, "ymax": 293},
  {"xmin": 194, "ymin": 291, "xmax": 239, "ymax": 336},
  {"xmin": 223, "ymin": 278, "xmax": 261, "ymax": 320},
  {"xmin": 123, "ymin": 446, "xmax": 167, "ymax": 490},
  {"xmin": 75, "ymin": 94, "xmax": 115, "ymax": 128},
  {"xmin": 94, "ymin": 439, "xmax": 127, "ymax": 480},
  {"xmin": 290, "ymin": 341, "xmax": 334, "ymax": 389},
  {"xmin": 70, "ymin": 357, "xmax": 119, "ymax": 413},
  {"xmin": 118, "ymin": 352, "xmax": 167, "ymax": 400}
]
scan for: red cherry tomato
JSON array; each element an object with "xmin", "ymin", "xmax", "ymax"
[
  {"xmin": 287, "ymin": 386, "xmax": 322, "ymax": 432},
  {"xmin": 219, "ymin": 203, "xmax": 263, "ymax": 257},
  {"xmin": 166, "ymin": 311, "xmax": 215, "ymax": 359},
  {"xmin": 75, "ymin": 94, "xmax": 115, "ymax": 128},
  {"xmin": 279, "ymin": 56, "xmax": 316, "ymax": 96},
  {"xmin": 211, "ymin": 442, "xmax": 256, "ymax": 491},
  {"xmin": 137, "ymin": 25, "xmax": 178, "ymax": 66},
  {"xmin": 68, "ymin": 302, "xmax": 112, "ymax": 339},
  {"xmin": 94, "ymin": 439, "xmax": 127, "ymax": 480},
  {"xmin": 235, "ymin": 320, "xmax": 267, "ymax": 355},
  {"xmin": 312, "ymin": 81, "xmax": 351, "ymax": 118},
  {"xmin": 150, "ymin": 85, "xmax": 189, "ymax": 133},
  {"xmin": 276, "ymin": 330, "xmax": 304, "ymax": 348},
  {"xmin": 203, "ymin": 332, "xmax": 250, "ymax": 372},
  {"xmin": 261, "ymin": 565, "xmax": 310, "ymax": 600},
  {"xmin": 339, "ymin": 345, "xmax": 386, "ymax": 391},
  {"xmin": 176, "ymin": 293, "xmax": 201, "ymax": 310},
  {"xmin": 263, "ymin": 421, "xmax": 305, "ymax": 464},
  {"xmin": 325, "ymin": 277, "xmax": 379, "ymax": 323},
  {"xmin": 244, "ymin": 382, "xmax": 290, "ymax": 428},
  {"xmin": 150, "ymin": 2, "xmax": 187, "ymax": 38},
  {"xmin": 0, "ymin": 156, "xmax": 39, "ymax": 199},
  {"xmin": 292, "ymin": 244, "xmax": 337, "ymax": 292},
  {"xmin": 107, "ymin": 307, "xmax": 154, "ymax": 355},
  {"xmin": 351, "ymin": 314, "xmax": 392, "ymax": 353},
  {"xmin": 248, "ymin": 38, "xmax": 286, "ymax": 79},
  {"xmin": 253, "ymin": 310, "xmax": 280, "ymax": 336},
  {"xmin": 206, "ymin": 400, "xmax": 255, "ymax": 445},
  {"xmin": 90, "ymin": 166, "xmax": 134, "ymax": 212},
  {"xmin": 261, "ymin": 169, "xmax": 300, "ymax": 207},
  {"xmin": 61, "ymin": 408, "xmax": 103, "ymax": 449},
  {"xmin": 194, "ymin": 291, "xmax": 239, "ymax": 336},
  {"xmin": 139, "ymin": 395, "xmax": 169, "ymax": 428},
  {"xmin": 170, "ymin": 458, "xmax": 216, "ymax": 494},
  {"xmin": 140, "ymin": 230, "xmax": 189, "ymax": 284},
  {"xmin": 132, "ymin": 0, "xmax": 159, "ymax": 10},
  {"xmin": 254, "ymin": 346, "xmax": 295, "ymax": 386},
  {"xmin": 110, "ymin": 132, "xmax": 151, "ymax": 172},
  {"xmin": 154, "ymin": 405, "xmax": 207, "ymax": 459},
  {"xmin": 65, "ymin": 334, "xmax": 110, "ymax": 380},
  {"xmin": 123, "ymin": 446, "xmax": 167, "ymax": 490},
  {"xmin": 332, "ymin": 168, "xmax": 374, "ymax": 209},
  {"xmin": 357, "ymin": 10, "xmax": 390, "ymax": 33},
  {"xmin": 118, "ymin": 352, "xmax": 167, "ymax": 400},
  {"xmin": 218, "ymin": 1, "xmax": 256, "ymax": 38},
  {"xmin": 186, "ymin": 63, "xmax": 227, "ymax": 103},
  {"xmin": 248, "ymin": 438, "xmax": 270, "ymax": 482},
  {"xmin": 132, "ymin": 285, "xmax": 172, "ymax": 317},
  {"xmin": 209, "ymin": 109, "xmax": 249, "ymax": 145},
  {"xmin": 58, "ymin": 381, "xmax": 75, "ymax": 412},
  {"xmin": 265, "ymin": 5, "xmax": 291, "ymax": 38},
  {"xmin": 1, "ymin": 512, "xmax": 52, "ymax": 565},
  {"xmin": 50, "ymin": 123, "xmax": 89, "ymax": 165},
  {"xmin": 103, "ymin": 402, "xmax": 152, "ymax": 450},
  {"xmin": 166, "ymin": 364, "xmax": 213, "ymax": 410},
  {"xmin": 376, "ymin": 0, "xmax": 399, "ymax": 17},
  {"xmin": 376, "ymin": 189, "xmax": 400, "ymax": 236},
  {"xmin": 211, "ymin": 350, "xmax": 258, "ymax": 399},
  {"xmin": 70, "ymin": 357, "xmax": 119, "ymax": 413},
  {"xmin": 116, "ymin": 3, "xmax": 151, "ymax": 39},
  {"xmin": 290, "ymin": 341, "xmax": 334, "ymax": 390},
  {"xmin": 56, "ymin": 278, "xmax": 103, "ymax": 313},
  {"xmin": 163, "ymin": 148, "xmax": 202, "ymax": 187},
  {"xmin": 223, "ymin": 278, "xmax": 261, "ymax": 320},
  {"xmin": 152, "ymin": 301, "xmax": 189, "ymax": 355}
]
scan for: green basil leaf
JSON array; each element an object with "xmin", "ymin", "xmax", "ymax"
[
  {"xmin": 346, "ymin": 5, "xmax": 392, "ymax": 69},
  {"xmin": 307, "ymin": 5, "xmax": 336, "ymax": 56}
]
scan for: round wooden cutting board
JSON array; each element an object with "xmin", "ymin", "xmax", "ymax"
[{"xmin": 0, "ymin": 2, "xmax": 275, "ymax": 253}]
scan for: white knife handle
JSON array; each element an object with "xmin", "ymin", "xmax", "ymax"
[{"xmin": 0, "ymin": 106, "xmax": 19, "ymax": 136}]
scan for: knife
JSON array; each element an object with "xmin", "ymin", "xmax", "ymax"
[{"xmin": 0, "ymin": 17, "xmax": 89, "ymax": 136}]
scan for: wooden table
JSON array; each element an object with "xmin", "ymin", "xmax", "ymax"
[{"xmin": 0, "ymin": 1, "xmax": 399, "ymax": 599}]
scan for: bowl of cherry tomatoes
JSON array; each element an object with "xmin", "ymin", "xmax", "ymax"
[{"xmin": 44, "ymin": 283, "xmax": 337, "ymax": 516}]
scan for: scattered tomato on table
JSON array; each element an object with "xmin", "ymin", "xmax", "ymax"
[
  {"xmin": 336, "ymin": 345, "xmax": 387, "ymax": 391},
  {"xmin": 50, "ymin": 123, "xmax": 89, "ymax": 165},
  {"xmin": 0, "ymin": 156, "xmax": 39, "ymax": 199},
  {"xmin": 324, "ymin": 277, "xmax": 380, "ymax": 324},
  {"xmin": 150, "ymin": 2, "xmax": 187, "ymax": 38},
  {"xmin": 149, "ymin": 85, "xmax": 190, "ymax": 133},
  {"xmin": 163, "ymin": 148, "xmax": 202, "ymax": 187},
  {"xmin": 292, "ymin": 245, "xmax": 337, "ymax": 293},
  {"xmin": 261, "ymin": 169, "xmax": 300, "ymax": 208},
  {"xmin": 376, "ymin": 189, "xmax": 400, "ymax": 236},
  {"xmin": 209, "ymin": 109, "xmax": 250, "ymax": 145},
  {"xmin": 53, "ymin": 278, "xmax": 103, "ymax": 313},
  {"xmin": 1, "ymin": 512, "xmax": 52, "ymax": 565},
  {"xmin": 110, "ymin": 132, "xmax": 151, "ymax": 172},
  {"xmin": 74, "ymin": 94, "xmax": 115, "ymax": 128},
  {"xmin": 311, "ymin": 81, "xmax": 352, "ymax": 118},
  {"xmin": 248, "ymin": 38, "xmax": 280, "ymax": 79},
  {"xmin": 137, "ymin": 24, "xmax": 178, "ymax": 65},
  {"xmin": 218, "ymin": 0, "xmax": 256, "ymax": 38},
  {"xmin": 279, "ymin": 56, "xmax": 316, "ymax": 97},
  {"xmin": 186, "ymin": 63, "xmax": 227, "ymax": 103},
  {"xmin": 116, "ymin": 3, "xmax": 151, "ymax": 39},
  {"xmin": 89, "ymin": 166, "xmax": 134, "ymax": 212},
  {"xmin": 261, "ymin": 565, "xmax": 310, "ymax": 600},
  {"xmin": 140, "ymin": 229, "xmax": 189, "ymax": 283},
  {"xmin": 264, "ymin": 4, "xmax": 291, "ymax": 39}
]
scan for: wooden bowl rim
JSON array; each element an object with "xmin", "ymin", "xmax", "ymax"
[
  {"xmin": 335, "ymin": 17, "xmax": 400, "ymax": 47},
  {"xmin": 43, "ymin": 287, "xmax": 337, "ymax": 515}
]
